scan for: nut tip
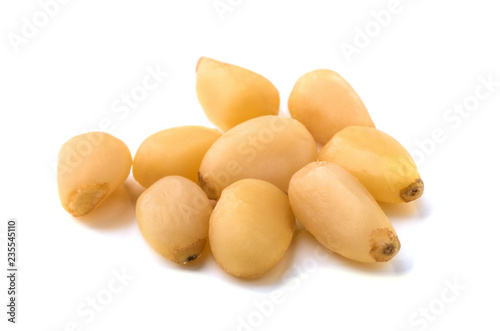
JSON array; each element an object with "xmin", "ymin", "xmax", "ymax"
[
  {"xmin": 369, "ymin": 228, "xmax": 401, "ymax": 262},
  {"xmin": 400, "ymin": 178, "xmax": 424, "ymax": 203}
]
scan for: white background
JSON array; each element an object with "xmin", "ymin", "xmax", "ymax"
[{"xmin": 1, "ymin": 0, "xmax": 499, "ymax": 330}]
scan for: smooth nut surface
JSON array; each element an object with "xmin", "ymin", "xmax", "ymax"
[
  {"xmin": 319, "ymin": 126, "xmax": 423, "ymax": 203},
  {"xmin": 133, "ymin": 126, "xmax": 221, "ymax": 188},
  {"xmin": 198, "ymin": 115, "xmax": 317, "ymax": 199},
  {"xmin": 57, "ymin": 132, "xmax": 132, "ymax": 217},
  {"xmin": 288, "ymin": 69, "xmax": 374, "ymax": 144},
  {"xmin": 288, "ymin": 162, "xmax": 400, "ymax": 263},
  {"xmin": 196, "ymin": 57, "xmax": 280, "ymax": 132},
  {"xmin": 209, "ymin": 179, "xmax": 295, "ymax": 278},
  {"xmin": 136, "ymin": 176, "xmax": 212, "ymax": 264}
]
